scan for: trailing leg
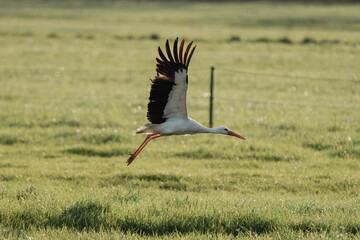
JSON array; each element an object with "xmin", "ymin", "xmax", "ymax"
[{"xmin": 127, "ymin": 133, "xmax": 161, "ymax": 165}]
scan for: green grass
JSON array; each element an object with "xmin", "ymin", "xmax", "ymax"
[{"xmin": 0, "ymin": 0, "xmax": 360, "ymax": 239}]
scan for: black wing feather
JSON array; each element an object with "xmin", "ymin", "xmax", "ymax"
[{"xmin": 147, "ymin": 78, "xmax": 174, "ymax": 124}]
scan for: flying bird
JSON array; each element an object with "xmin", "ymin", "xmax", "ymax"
[{"xmin": 127, "ymin": 38, "xmax": 246, "ymax": 165}]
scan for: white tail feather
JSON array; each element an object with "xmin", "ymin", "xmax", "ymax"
[{"xmin": 136, "ymin": 124, "xmax": 156, "ymax": 134}]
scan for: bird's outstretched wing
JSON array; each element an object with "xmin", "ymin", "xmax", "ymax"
[{"xmin": 147, "ymin": 38, "xmax": 196, "ymax": 124}]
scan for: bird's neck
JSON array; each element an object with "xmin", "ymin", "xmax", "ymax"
[
  {"xmin": 195, "ymin": 125, "xmax": 221, "ymax": 134},
  {"xmin": 188, "ymin": 119, "xmax": 221, "ymax": 134}
]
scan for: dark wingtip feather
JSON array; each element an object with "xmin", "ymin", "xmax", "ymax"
[
  {"xmin": 173, "ymin": 38, "xmax": 179, "ymax": 63},
  {"xmin": 185, "ymin": 45, "xmax": 196, "ymax": 69},
  {"xmin": 179, "ymin": 39, "xmax": 185, "ymax": 64},
  {"xmin": 158, "ymin": 46, "xmax": 169, "ymax": 63},
  {"xmin": 165, "ymin": 39, "xmax": 175, "ymax": 64},
  {"xmin": 156, "ymin": 65, "xmax": 171, "ymax": 76},
  {"xmin": 156, "ymin": 58, "xmax": 163, "ymax": 64},
  {"xmin": 155, "ymin": 38, "xmax": 196, "ymax": 78},
  {"xmin": 183, "ymin": 41, "xmax": 193, "ymax": 66}
]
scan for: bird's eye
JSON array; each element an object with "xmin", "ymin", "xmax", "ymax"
[{"xmin": 224, "ymin": 128, "xmax": 229, "ymax": 132}]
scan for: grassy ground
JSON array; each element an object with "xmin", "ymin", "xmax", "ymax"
[{"xmin": 0, "ymin": 1, "xmax": 360, "ymax": 239}]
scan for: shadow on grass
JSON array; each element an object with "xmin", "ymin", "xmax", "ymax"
[
  {"xmin": 0, "ymin": 174, "xmax": 17, "ymax": 181},
  {"xmin": 2, "ymin": 199, "xmax": 360, "ymax": 236},
  {"xmin": 45, "ymin": 174, "xmax": 87, "ymax": 183},
  {"xmin": 255, "ymin": 16, "xmax": 360, "ymax": 29},
  {"xmin": 65, "ymin": 147, "xmax": 129, "ymax": 157},
  {"xmin": 48, "ymin": 199, "xmax": 275, "ymax": 235},
  {"xmin": 51, "ymin": 200, "xmax": 110, "ymax": 231},
  {"xmin": 81, "ymin": 133, "xmax": 124, "ymax": 144},
  {"xmin": 45, "ymin": 206, "xmax": 358, "ymax": 236},
  {"xmin": 303, "ymin": 139, "xmax": 360, "ymax": 159},
  {"xmin": 251, "ymin": 37, "xmax": 292, "ymax": 44},
  {"xmin": 331, "ymin": 147, "xmax": 360, "ymax": 159},
  {"xmin": 173, "ymin": 146, "xmax": 301, "ymax": 162},
  {"xmin": 0, "ymin": 135, "xmax": 27, "ymax": 145},
  {"xmin": 113, "ymin": 33, "xmax": 160, "ymax": 41},
  {"xmin": 109, "ymin": 215, "xmax": 277, "ymax": 236},
  {"xmin": 42, "ymin": 119, "xmax": 81, "ymax": 128},
  {"xmin": 100, "ymin": 173, "xmax": 188, "ymax": 191},
  {"xmin": 173, "ymin": 148, "xmax": 229, "ymax": 159}
]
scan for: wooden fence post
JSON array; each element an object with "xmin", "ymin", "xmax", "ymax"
[{"xmin": 209, "ymin": 66, "xmax": 215, "ymax": 128}]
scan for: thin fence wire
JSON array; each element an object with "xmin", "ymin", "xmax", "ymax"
[
  {"xmin": 217, "ymin": 98, "xmax": 356, "ymax": 110},
  {"xmin": 3, "ymin": 95, "xmax": 355, "ymax": 111},
  {"xmin": 1, "ymin": 66, "xmax": 358, "ymax": 111},
  {"xmin": 216, "ymin": 68, "xmax": 359, "ymax": 83},
  {"xmin": 2, "ymin": 93, "xmax": 357, "ymax": 111},
  {"xmin": 0, "ymin": 66, "xmax": 154, "ymax": 73},
  {"xmin": 1, "ymin": 66, "xmax": 359, "ymax": 83}
]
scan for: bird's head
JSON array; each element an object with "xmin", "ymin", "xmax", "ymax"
[{"xmin": 214, "ymin": 126, "xmax": 246, "ymax": 140}]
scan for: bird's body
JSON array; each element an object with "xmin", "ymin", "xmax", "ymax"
[
  {"xmin": 136, "ymin": 117, "xmax": 228, "ymax": 136},
  {"xmin": 127, "ymin": 38, "xmax": 245, "ymax": 165}
]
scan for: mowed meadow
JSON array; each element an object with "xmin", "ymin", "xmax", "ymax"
[{"xmin": 1, "ymin": 0, "xmax": 360, "ymax": 239}]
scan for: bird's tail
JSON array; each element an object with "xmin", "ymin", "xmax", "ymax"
[{"xmin": 135, "ymin": 124, "xmax": 157, "ymax": 134}]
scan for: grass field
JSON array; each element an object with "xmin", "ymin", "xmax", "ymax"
[{"xmin": 1, "ymin": 0, "xmax": 360, "ymax": 239}]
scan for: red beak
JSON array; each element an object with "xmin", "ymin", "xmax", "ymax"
[{"xmin": 228, "ymin": 131, "xmax": 246, "ymax": 140}]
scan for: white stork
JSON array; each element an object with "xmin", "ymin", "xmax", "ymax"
[{"xmin": 127, "ymin": 38, "xmax": 246, "ymax": 165}]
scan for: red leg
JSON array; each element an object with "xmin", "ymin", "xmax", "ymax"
[
  {"xmin": 131, "ymin": 134, "xmax": 153, "ymax": 156},
  {"xmin": 128, "ymin": 133, "xmax": 155, "ymax": 159},
  {"xmin": 127, "ymin": 133, "xmax": 161, "ymax": 165}
]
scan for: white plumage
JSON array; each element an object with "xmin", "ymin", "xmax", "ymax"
[
  {"xmin": 163, "ymin": 69, "xmax": 188, "ymax": 119},
  {"xmin": 127, "ymin": 38, "xmax": 246, "ymax": 165}
]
